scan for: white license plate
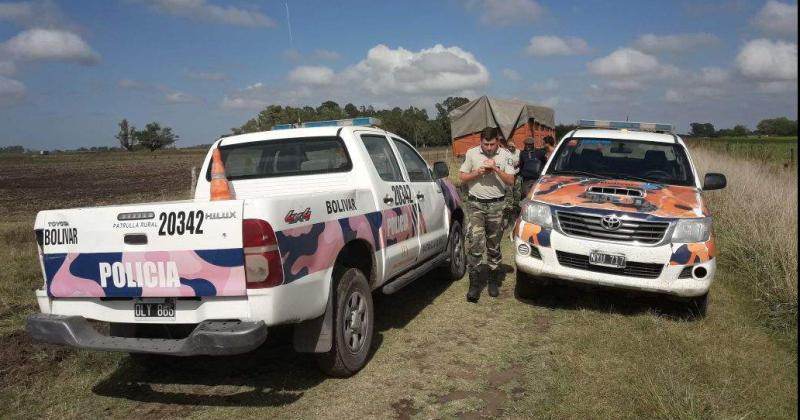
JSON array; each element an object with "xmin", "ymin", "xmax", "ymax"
[
  {"xmin": 588, "ymin": 251, "xmax": 626, "ymax": 268},
  {"xmin": 134, "ymin": 298, "xmax": 176, "ymax": 319}
]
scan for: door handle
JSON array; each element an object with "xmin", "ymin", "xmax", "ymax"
[
  {"xmin": 416, "ymin": 193, "xmax": 425, "ymax": 201},
  {"xmin": 383, "ymin": 194, "xmax": 394, "ymax": 205}
]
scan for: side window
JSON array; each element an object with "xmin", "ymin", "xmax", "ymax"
[
  {"xmin": 361, "ymin": 135, "xmax": 404, "ymax": 182},
  {"xmin": 392, "ymin": 138, "xmax": 432, "ymax": 182}
]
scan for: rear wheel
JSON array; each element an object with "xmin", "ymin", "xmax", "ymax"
[
  {"xmin": 445, "ymin": 221, "xmax": 466, "ymax": 281},
  {"xmin": 315, "ymin": 267, "xmax": 374, "ymax": 377}
]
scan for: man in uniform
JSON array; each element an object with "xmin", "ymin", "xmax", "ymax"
[{"xmin": 459, "ymin": 127, "xmax": 515, "ymax": 302}]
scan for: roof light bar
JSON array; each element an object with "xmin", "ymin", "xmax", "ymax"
[
  {"xmin": 272, "ymin": 117, "xmax": 382, "ymax": 130},
  {"xmin": 578, "ymin": 119, "xmax": 673, "ymax": 133}
]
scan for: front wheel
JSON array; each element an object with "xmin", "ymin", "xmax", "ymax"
[
  {"xmin": 514, "ymin": 270, "xmax": 538, "ymax": 300},
  {"xmin": 315, "ymin": 267, "xmax": 374, "ymax": 377},
  {"xmin": 686, "ymin": 292, "xmax": 709, "ymax": 319},
  {"xmin": 445, "ymin": 221, "xmax": 466, "ymax": 281}
]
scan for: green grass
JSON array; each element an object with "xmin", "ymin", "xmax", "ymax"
[
  {"xmin": 0, "ymin": 147, "xmax": 796, "ymax": 419},
  {"xmin": 685, "ymin": 136, "xmax": 798, "ymax": 164}
]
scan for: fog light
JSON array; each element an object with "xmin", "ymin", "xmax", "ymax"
[
  {"xmin": 693, "ymin": 266, "xmax": 708, "ymax": 279},
  {"xmin": 517, "ymin": 243, "xmax": 531, "ymax": 256}
]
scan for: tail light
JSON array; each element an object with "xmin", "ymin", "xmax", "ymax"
[{"xmin": 243, "ymin": 219, "xmax": 283, "ymax": 288}]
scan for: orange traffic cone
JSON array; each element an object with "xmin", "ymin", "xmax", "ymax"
[{"xmin": 210, "ymin": 147, "xmax": 233, "ymax": 201}]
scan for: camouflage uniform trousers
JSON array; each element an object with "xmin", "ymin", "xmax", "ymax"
[
  {"xmin": 466, "ymin": 199, "xmax": 505, "ymax": 275},
  {"xmin": 502, "ymin": 176, "xmax": 522, "ymax": 230}
]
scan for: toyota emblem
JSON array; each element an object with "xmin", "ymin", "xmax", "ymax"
[{"xmin": 601, "ymin": 215, "xmax": 622, "ymax": 231}]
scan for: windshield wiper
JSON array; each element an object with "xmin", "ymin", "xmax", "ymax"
[{"xmin": 551, "ymin": 170, "xmax": 609, "ymax": 179}]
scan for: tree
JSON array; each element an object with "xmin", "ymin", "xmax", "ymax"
[
  {"xmin": 115, "ymin": 119, "xmax": 137, "ymax": 151},
  {"xmin": 757, "ymin": 117, "xmax": 798, "ymax": 136},
  {"xmin": 135, "ymin": 122, "xmax": 178, "ymax": 151},
  {"xmin": 732, "ymin": 124, "xmax": 749, "ymax": 137},
  {"xmin": 689, "ymin": 122, "xmax": 716, "ymax": 137},
  {"xmin": 555, "ymin": 124, "xmax": 577, "ymax": 140}
]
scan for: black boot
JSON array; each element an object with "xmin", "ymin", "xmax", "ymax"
[
  {"xmin": 487, "ymin": 270, "xmax": 500, "ymax": 298},
  {"xmin": 466, "ymin": 270, "xmax": 480, "ymax": 303}
]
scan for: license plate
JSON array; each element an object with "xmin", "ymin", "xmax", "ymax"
[
  {"xmin": 134, "ymin": 298, "xmax": 176, "ymax": 319},
  {"xmin": 588, "ymin": 251, "xmax": 626, "ymax": 268}
]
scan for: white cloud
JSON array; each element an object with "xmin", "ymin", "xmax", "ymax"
[
  {"xmin": 282, "ymin": 48, "xmax": 302, "ymax": 62},
  {"xmin": 633, "ymin": 33, "xmax": 718, "ymax": 53},
  {"xmin": 752, "ymin": 1, "xmax": 797, "ymax": 37},
  {"xmin": 526, "ymin": 35, "xmax": 589, "ymax": 56},
  {"xmin": 0, "ymin": 59, "xmax": 15, "ymax": 76},
  {"xmin": 466, "ymin": 0, "xmax": 543, "ymax": 26},
  {"xmin": 531, "ymin": 78, "xmax": 558, "ymax": 92},
  {"xmin": 221, "ymin": 95, "xmax": 268, "ymax": 110},
  {"xmin": 118, "ymin": 79, "xmax": 152, "ymax": 90},
  {"xmin": 756, "ymin": 80, "xmax": 798, "ymax": 93},
  {"xmin": 587, "ymin": 48, "xmax": 678, "ymax": 79},
  {"xmin": 148, "ymin": 0, "xmax": 275, "ymax": 27},
  {"xmin": 288, "ymin": 65, "xmax": 335, "ymax": 86},
  {"xmin": 339, "ymin": 44, "xmax": 489, "ymax": 96},
  {"xmin": 0, "ymin": 76, "xmax": 25, "ymax": 104},
  {"xmin": 0, "ymin": 1, "xmax": 70, "ymax": 29},
  {"xmin": 1, "ymin": 28, "xmax": 99, "ymax": 64},
  {"xmin": 314, "ymin": 49, "xmax": 340, "ymax": 61},
  {"xmin": 698, "ymin": 66, "xmax": 729, "ymax": 84},
  {"xmin": 502, "ymin": 68, "xmax": 521, "ymax": 81},
  {"xmin": 186, "ymin": 70, "xmax": 226, "ymax": 81},
  {"xmin": 606, "ymin": 79, "xmax": 643, "ymax": 91},
  {"xmin": 164, "ymin": 91, "xmax": 195, "ymax": 103},
  {"xmin": 736, "ymin": 38, "xmax": 797, "ymax": 81},
  {"xmin": 664, "ymin": 88, "xmax": 686, "ymax": 103}
]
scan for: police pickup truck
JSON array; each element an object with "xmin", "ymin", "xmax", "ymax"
[
  {"xmin": 513, "ymin": 120, "xmax": 726, "ymax": 316},
  {"xmin": 27, "ymin": 117, "xmax": 466, "ymax": 376}
]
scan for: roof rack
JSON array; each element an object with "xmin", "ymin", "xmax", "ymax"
[
  {"xmin": 577, "ymin": 119, "xmax": 673, "ymax": 133},
  {"xmin": 272, "ymin": 117, "xmax": 382, "ymax": 130}
]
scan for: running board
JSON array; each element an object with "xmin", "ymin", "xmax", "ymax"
[{"xmin": 382, "ymin": 254, "xmax": 446, "ymax": 295}]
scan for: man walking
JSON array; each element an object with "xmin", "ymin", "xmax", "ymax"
[{"xmin": 459, "ymin": 127, "xmax": 515, "ymax": 302}]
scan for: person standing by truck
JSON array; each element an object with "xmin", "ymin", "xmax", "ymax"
[
  {"xmin": 518, "ymin": 137, "xmax": 546, "ymax": 199},
  {"xmin": 459, "ymin": 127, "xmax": 515, "ymax": 302},
  {"xmin": 501, "ymin": 135, "xmax": 521, "ymax": 231}
]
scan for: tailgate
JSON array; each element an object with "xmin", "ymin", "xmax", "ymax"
[{"xmin": 36, "ymin": 200, "xmax": 247, "ymax": 298}]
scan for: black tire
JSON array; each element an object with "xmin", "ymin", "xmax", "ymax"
[
  {"xmin": 445, "ymin": 221, "xmax": 467, "ymax": 281},
  {"xmin": 687, "ymin": 292, "xmax": 709, "ymax": 319},
  {"xmin": 315, "ymin": 267, "xmax": 374, "ymax": 377},
  {"xmin": 514, "ymin": 270, "xmax": 538, "ymax": 300}
]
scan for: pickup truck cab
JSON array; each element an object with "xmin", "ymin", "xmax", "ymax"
[
  {"xmin": 513, "ymin": 120, "xmax": 726, "ymax": 315},
  {"xmin": 26, "ymin": 118, "xmax": 466, "ymax": 376}
]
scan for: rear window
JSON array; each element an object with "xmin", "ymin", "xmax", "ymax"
[{"xmin": 207, "ymin": 136, "xmax": 351, "ymax": 181}]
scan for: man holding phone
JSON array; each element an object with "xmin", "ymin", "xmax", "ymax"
[{"xmin": 459, "ymin": 127, "xmax": 515, "ymax": 302}]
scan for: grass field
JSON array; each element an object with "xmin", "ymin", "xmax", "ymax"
[
  {"xmin": 0, "ymin": 146, "xmax": 796, "ymax": 419},
  {"xmin": 684, "ymin": 136, "xmax": 798, "ymax": 165}
]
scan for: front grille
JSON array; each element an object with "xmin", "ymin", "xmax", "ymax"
[
  {"xmin": 556, "ymin": 211, "xmax": 670, "ymax": 244},
  {"xmin": 556, "ymin": 251, "xmax": 664, "ymax": 279},
  {"xmin": 678, "ymin": 266, "xmax": 693, "ymax": 279}
]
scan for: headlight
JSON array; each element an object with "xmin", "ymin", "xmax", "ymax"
[
  {"xmin": 521, "ymin": 200, "xmax": 552, "ymax": 228},
  {"xmin": 671, "ymin": 217, "xmax": 712, "ymax": 243}
]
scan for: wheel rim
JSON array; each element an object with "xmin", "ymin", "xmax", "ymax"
[
  {"xmin": 452, "ymin": 230, "xmax": 465, "ymax": 272},
  {"xmin": 343, "ymin": 290, "xmax": 368, "ymax": 353}
]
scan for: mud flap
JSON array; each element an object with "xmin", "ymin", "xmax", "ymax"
[{"xmin": 292, "ymin": 283, "xmax": 334, "ymax": 353}]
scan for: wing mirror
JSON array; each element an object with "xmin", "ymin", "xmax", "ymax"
[
  {"xmin": 703, "ymin": 173, "xmax": 727, "ymax": 190},
  {"xmin": 433, "ymin": 161, "xmax": 449, "ymax": 179}
]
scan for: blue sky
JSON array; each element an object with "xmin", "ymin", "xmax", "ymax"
[{"xmin": 0, "ymin": 0, "xmax": 797, "ymax": 149}]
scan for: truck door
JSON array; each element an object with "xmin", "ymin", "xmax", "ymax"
[
  {"xmin": 390, "ymin": 138, "xmax": 448, "ymax": 263},
  {"xmin": 358, "ymin": 133, "xmax": 419, "ymax": 279}
]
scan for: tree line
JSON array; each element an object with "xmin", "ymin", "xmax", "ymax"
[{"xmin": 689, "ymin": 117, "xmax": 798, "ymax": 138}]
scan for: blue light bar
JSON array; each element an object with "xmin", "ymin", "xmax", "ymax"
[
  {"xmin": 578, "ymin": 119, "xmax": 673, "ymax": 133},
  {"xmin": 272, "ymin": 117, "xmax": 382, "ymax": 130}
]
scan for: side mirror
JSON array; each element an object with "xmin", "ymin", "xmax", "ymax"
[
  {"xmin": 433, "ymin": 161, "xmax": 449, "ymax": 179},
  {"xmin": 703, "ymin": 173, "xmax": 727, "ymax": 190}
]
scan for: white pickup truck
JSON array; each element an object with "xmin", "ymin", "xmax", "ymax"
[{"xmin": 26, "ymin": 117, "xmax": 466, "ymax": 376}]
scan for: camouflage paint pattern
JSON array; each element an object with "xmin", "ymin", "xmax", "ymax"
[
  {"xmin": 670, "ymin": 238, "xmax": 717, "ymax": 265},
  {"xmin": 43, "ymin": 248, "xmax": 245, "ymax": 298},
  {"xmin": 466, "ymin": 200, "xmax": 505, "ymax": 273},
  {"xmin": 531, "ymin": 175, "xmax": 709, "ymax": 218},
  {"xmin": 518, "ymin": 221, "xmax": 552, "ymax": 247}
]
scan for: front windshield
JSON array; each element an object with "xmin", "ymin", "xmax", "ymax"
[{"xmin": 546, "ymin": 138, "xmax": 695, "ymax": 186}]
